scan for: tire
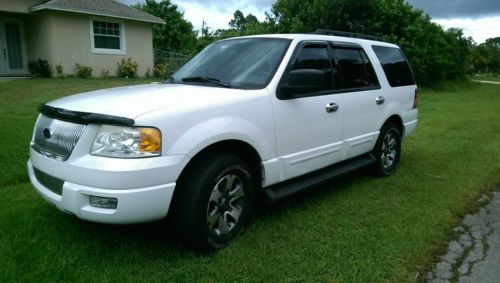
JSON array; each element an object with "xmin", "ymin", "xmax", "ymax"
[
  {"xmin": 372, "ymin": 123, "xmax": 401, "ymax": 176},
  {"xmin": 172, "ymin": 153, "xmax": 254, "ymax": 252}
]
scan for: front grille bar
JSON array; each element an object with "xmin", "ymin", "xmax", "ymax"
[{"xmin": 32, "ymin": 115, "xmax": 86, "ymax": 161}]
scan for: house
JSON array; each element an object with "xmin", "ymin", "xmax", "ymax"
[{"xmin": 0, "ymin": 0, "xmax": 164, "ymax": 77}]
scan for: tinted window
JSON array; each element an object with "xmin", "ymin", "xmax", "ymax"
[
  {"xmin": 372, "ymin": 45, "xmax": 415, "ymax": 87},
  {"xmin": 293, "ymin": 45, "xmax": 330, "ymax": 71},
  {"xmin": 290, "ymin": 44, "xmax": 332, "ymax": 91},
  {"xmin": 334, "ymin": 48, "xmax": 379, "ymax": 89}
]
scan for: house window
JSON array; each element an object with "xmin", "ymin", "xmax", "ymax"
[{"xmin": 90, "ymin": 19, "xmax": 125, "ymax": 54}]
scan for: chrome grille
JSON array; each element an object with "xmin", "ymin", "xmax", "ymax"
[{"xmin": 32, "ymin": 115, "xmax": 86, "ymax": 161}]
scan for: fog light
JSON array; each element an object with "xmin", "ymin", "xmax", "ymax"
[{"xmin": 90, "ymin": 196, "xmax": 118, "ymax": 209}]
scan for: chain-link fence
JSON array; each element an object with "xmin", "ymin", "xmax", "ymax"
[{"xmin": 153, "ymin": 49, "xmax": 191, "ymax": 71}]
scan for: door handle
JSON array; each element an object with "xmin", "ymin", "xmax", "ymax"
[
  {"xmin": 376, "ymin": 96, "xmax": 385, "ymax": 105},
  {"xmin": 2, "ymin": 49, "xmax": 6, "ymax": 60},
  {"xmin": 325, "ymin": 102, "xmax": 339, "ymax": 113}
]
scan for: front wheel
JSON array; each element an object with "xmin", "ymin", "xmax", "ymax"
[
  {"xmin": 172, "ymin": 154, "xmax": 254, "ymax": 252},
  {"xmin": 372, "ymin": 123, "xmax": 401, "ymax": 176}
]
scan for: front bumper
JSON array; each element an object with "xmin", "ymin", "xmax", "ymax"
[{"xmin": 28, "ymin": 147, "xmax": 190, "ymax": 224}]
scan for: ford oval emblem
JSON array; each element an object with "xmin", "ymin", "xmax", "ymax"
[{"xmin": 43, "ymin": 128, "xmax": 52, "ymax": 139}]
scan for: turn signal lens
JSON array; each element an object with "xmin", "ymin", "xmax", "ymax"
[{"xmin": 139, "ymin": 128, "xmax": 161, "ymax": 154}]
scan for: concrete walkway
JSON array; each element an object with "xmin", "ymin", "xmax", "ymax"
[
  {"xmin": 426, "ymin": 189, "xmax": 500, "ymax": 282},
  {"xmin": 473, "ymin": 80, "xmax": 500, "ymax": 85},
  {"xmin": 0, "ymin": 77, "xmax": 30, "ymax": 83}
]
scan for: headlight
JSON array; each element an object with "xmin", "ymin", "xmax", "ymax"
[{"xmin": 91, "ymin": 125, "xmax": 161, "ymax": 158}]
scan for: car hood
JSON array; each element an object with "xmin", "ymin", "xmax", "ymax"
[{"xmin": 46, "ymin": 83, "xmax": 253, "ymax": 119}]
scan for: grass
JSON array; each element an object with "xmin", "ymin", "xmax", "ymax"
[{"xmin": 1, "ymin": 79, "xmax": 499, "ymax": 282}]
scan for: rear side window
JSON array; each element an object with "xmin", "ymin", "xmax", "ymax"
[
  {"xmin": 334, "ymin": 48, "xmax": 379, "ymax": 89},
  {"xmin": 372, "ymin": 45, "xmax": 415, "ymax": 87}
]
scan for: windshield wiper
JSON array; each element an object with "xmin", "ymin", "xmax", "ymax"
[
  {"xmin": 181, "ymin": 76, "xmax": 232, "ymax": 88},
  {"xmin": 164, "ymin": 75, "xmax": 176, "ymax": 84}
]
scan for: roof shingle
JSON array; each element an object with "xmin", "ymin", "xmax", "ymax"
[{"xmin": 31, "ymin": 0, "xmax": 164, "ymax": 24}]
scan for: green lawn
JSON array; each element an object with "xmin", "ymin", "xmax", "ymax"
[{"xmin": 1, "ymin": 79, "xmax": 499, "ymax": 282}]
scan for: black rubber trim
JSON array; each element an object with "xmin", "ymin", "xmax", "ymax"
[
  {"xmin": 262, "ymin": 153, "xmax": 376, "ymax": 203},
  {"xmin": 34, "ymin": 167, "xmax": 64, "ymax": 196},
  {"xmin": 287, "ymin": 85, "xmax": 382, "ymax": 99},
  {"xmin": 38, "ymin": 104, "xmax": 135, "ymax": 126},
  {"xmin": 313, "ymin": 29, "xmax": 385, "ymax": 42}
]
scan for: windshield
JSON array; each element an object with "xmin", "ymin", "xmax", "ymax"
[{"xmin": 170, "ymin": 38, "xmax": 291, "ymax": 89}]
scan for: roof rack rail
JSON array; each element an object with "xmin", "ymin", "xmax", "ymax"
[{"xmin": 313, "ymin": 29, "xmax": 385, "ymax": 42}]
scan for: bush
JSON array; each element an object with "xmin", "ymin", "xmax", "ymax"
[
  {"xmin": 101, "ymin": 69, "xmax": 110, "ymax": 78},
  {"xmin": 117, "ymin": 58, "xmax": 138, "ymax": 78},
  {"xmin": 55, "ymin": 62, "xmax": 64, "ymax": 78},
  {"xmin": 28, "ymin": 59, "xmax": 52, "ymax": 78},
  {"xmin": 145, "ymin": 68, "xmax": 151, "ymax": 78},
  {"xmin": 153, "ymin": 63, "xmax": 170, "ymax": 78},
  {"xmin": 74, "ymin": 63, "xmax": 93, "ymax": 78}
]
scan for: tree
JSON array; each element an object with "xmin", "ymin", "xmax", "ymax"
[
  {"xmin": 269, "ymin": 0, "xmax": 473, "ymax": 84},
  {"xmin": 485, "ymin": 37, "xmax": 500, "ymax": 48},
  {"xmin": 228, "ymin": 10, "xmax": 268, "ymax": 34},
  {"xmin": 229, "ymin": 10, "xmax": 246, "ymax": 30},
  {"xmin": 484, "ymin": 37, "xmax": 500, "ymax": 74},
  {"xmin": 133, "ymin": 0, "xmax": 197, "ymax": 54},
  {"xmin": 471, "ymin": 37, "xmax": 500, "ymax": 74}
]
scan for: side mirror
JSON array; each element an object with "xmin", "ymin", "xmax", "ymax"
[{"xmin": 277, "ymin": 69, "xmax": 326, "ymax": 99}]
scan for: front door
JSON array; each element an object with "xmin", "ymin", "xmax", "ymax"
[{"xmin": 0, "ymin": 20, "xmax": 28, "ymax": 76}]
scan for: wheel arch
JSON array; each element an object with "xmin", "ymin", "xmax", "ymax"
[
  {"xmin": 382, "ymin": 114, "xmax": 404, "ymax": 137},
  {"xmin": 177, "ymin": 139, "xmax": 263, "ymax": 191}
]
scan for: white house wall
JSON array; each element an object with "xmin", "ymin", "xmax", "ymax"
[
  {"xmin": 25, "ymin": 11, "xmax": 56, "ymax": 65},
  {"xmin": 27, "ymin": 10, "xmax": 155, "ymax": 77}
]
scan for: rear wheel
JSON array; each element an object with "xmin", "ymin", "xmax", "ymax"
[
  {"xmin": 372, "ymin": 123, "xmax": 401, "ymax": 176},
  {"xmin": 173, "ymin": 154, "xmax": 254, "ymax": 252}
]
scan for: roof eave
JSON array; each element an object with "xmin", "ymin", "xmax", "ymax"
[{"xmin": 29, "ymin": 5, "xmax": 165, "ymax": 24}]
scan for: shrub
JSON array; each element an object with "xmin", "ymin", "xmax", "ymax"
[
  {"xmin": 101, "ymin": 69, "xmax": 110, "ymax": 78},
  {"xmin": 55, "ymin": 62, "xmax": 64, "ymax": 78},
  {"xmin": 117, "ymin": 58, "xmax": 138, "ymax": 78},
  {"xmin": 74, "ymin": 63, "xmax": 93, "ymax": 78},
  {"xmin": 153, "ymin": 63, "xmax": 170, "ymax": 78},
  {"xmin": 28, "ymin": 59, "xmax": 52, "ymax": 78},
  {"xmin": 145, "ymin": 68, "xmax": 151, "ymax": 78}
]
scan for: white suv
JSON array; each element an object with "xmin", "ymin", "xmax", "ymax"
[{"xmin": 28, "ymin": 31, "xmax": 418, "ymax": 251}]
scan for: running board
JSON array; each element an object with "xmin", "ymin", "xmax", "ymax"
[{"xmin": 262, "ymin": 154, "xmax": 376, "ymax": 203}]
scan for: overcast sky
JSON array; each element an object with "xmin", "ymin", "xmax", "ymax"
[
  {"xmin": 407, "ymin": 0, "xmax": 500, "ymax": 43},
  {"xmin": 119, "ymin": 0, "xmax": 500, "ymax": 43}
]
